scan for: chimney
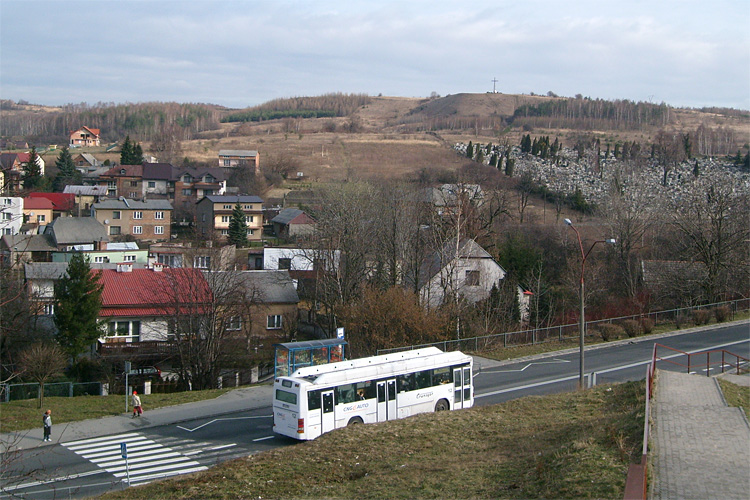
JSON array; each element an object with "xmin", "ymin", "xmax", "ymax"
[
  {"xmin": 117, "ymin": 263, "xmax": 133, "ymax": 273},
  {"xmin": 152, "ymin": 263, "xmax": 163, "ymax": 272}
]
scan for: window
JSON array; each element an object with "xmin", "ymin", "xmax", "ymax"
[
  {"xmin": 148, "ymin": 181, "xmax": 156, "ymax": 188},
  {"xmin": 154, "ymin": 226, "xmax": 164, "ymax": 235},
  {"xmin": 221, "ymin": 229, "xmax": 229, "ymax": 236},
  {"xmin": 182, "ymin": 189, "xmax": 192, "ymax": 195},
  {"xmin": 129, "ymin": 192, "xmax": 138, "ymax": 198},
  {"xmin": 158, "ymin": 254, "xmax": 182, "ymax": 267},
  {"xmin": 110, "ymin": 226, "xmax": 121, "ymax": 235},
  {"xmin": 155, "ymin": 211, "xmax": 164, "ymax": 219},
  {"xmin": 2, "ymin": 228, "xmax": 11, "ymax": 235},
  {"xmin": 248, "ymin": 229, "xmax": 255, "ymax": 235},
  {"xmin": 278, "ymin": 258, "xmax": 292, "ymax": 270},
  {"xmin": 43, "ymin": 303, "xmax": 55, "ymax": 315},
  {"xmin": 182, "ymin": 175, "xmax": 192, "ymax": 183},
  {"xmin": 267, "ymin": 315, "xmax": 282, "ymax": 329},
  {"xmin": 2, "ymin": 199, "xmax": 10, "ymax": 205},
  {"xmin": 123, "ymin": 255, "xmax": 136, "ymax": 262},
  {"xmin": 225, "ymin": 316, "xmax": 242, "ymax": 330},
  {"xmin": 244, "ymin": 205, "xmax": 253, "ymax": 210},
  {"xmin": 223, "ymin": 204, "xmax": 232, "ymax": 209},
  {"xmin": 108, "ymin": 320, "xmax": 140, "ymax": 339},
  {"xmin": 133, "ymin": 226, "xmax": 143, "ymax": 234},
  {"xmin": 38, "ymin": 214, "xmax": 46, "ymax": 222},
  {"xmin": 94, "ymin": 256, "xmax": 109, "ymax": 263},
  {"xmin": 224, "ymin": 159, "xmax": 231, "ymax": 167},
  {"xmin": 205, "ymin": 175, "xmax": 214, "ymax": 183},
  {"xmin": 130, "ymin": 181, "xmax": 138, "ymax": 187},
  {"xmin": 465, "ymin": 270, "xmax": 480, "ymax": 286},
  {"xmin": 194, "ymin": 256, "xmax": 211, "ymax": 269},
  {"xmin": 133, "ymin": 211, "xmax": 143, "ymax": 219},
  {"xmin": 245, "ymin": 215, "xmax": 254, "ymax": 223},
  {"xmin": 204, "ymin": 190, "xmax": 213, "ymax": 196},
  {"xmin": 2, "ymin": 213, "xmax": 10, "ymax": 220},
  {"xmin": 221, "ymin": 215, "xmax": 230, "ymax": 223},
  {"xmin": 112, "ymin": 211, "xmax": 121, "ymax": 219}
]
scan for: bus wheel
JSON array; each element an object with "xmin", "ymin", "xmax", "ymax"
[
  {"xmin": 347, "ymin": 417, "xmax": 364, "ymax": 426},
  {"xmin": 435, "ymin": 399, "xmax": 449, "ymax": 412}
]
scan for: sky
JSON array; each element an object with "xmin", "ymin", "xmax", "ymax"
[{"xmin": 1, "ymin": 0, "xmax": 748, "ymax": 110}]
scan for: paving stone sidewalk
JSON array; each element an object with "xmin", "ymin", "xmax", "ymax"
[{"xmin": 651, "ymin": 370, "xmax": 750, "ymax": 500}]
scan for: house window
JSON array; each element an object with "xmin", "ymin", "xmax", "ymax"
[
  {"xmin": 112, "ymin": 211, "xmax": 121, "ymax": 219},
  {"xmin": 155, "ymin": 211, "xmax": 164, "ymax": 219},
  {"xmin": 220, "ymin": 215, "xmax": 230, "ymax": 223},
  {"xmin": 244, "ymin": 205, "xmax": 253, "ymax": 210},
  {"xmin": 182, "ymin": 189, "xmax": 193, "ymax": 195},
  {"xmin": 226, "ymin": 316, "xmax": 242, "ymax": 330},
  {"xmin": 130, "ymin": 181, "xmax": 138, "ymax": 187},
  {"xmin": 133, "ymin": 226, "xmax": 143, "ymax": 235},
  {"xmin": 2, "ymin": 213, "xmax": 10, "ymax": 220},
  {"xmin": 120, "ymin": 169, "xmax": 126, "ymax": 175},
  {"xmin": 267, "ymin": 315, "xmax": 282, "ymax": 330},
  {"xmin": 224, "ymin": 159, "xmax": 231, "ymax": 167},
  {"xmin": 245, "ymin": 215, "xmax": 254, "ymax": 223},
  {"xmin": 205, "ymin": 175, "xmax": 214, "ymax": 183},
  {"xmin": 94, "ymin": 256, "xmax": 109, "ymax": 263},
  {"xmin": 129, "ymin": 192, "xmax": 137, "ymax": 198},
  {"xmin": 278, "ymin": 258, "xmax": 292, "ymax": 270},
  {"xmin": 248, "ymin": 229, "xmax": 255, "ymax": 235},
  {"xmin": 194, "ymin": 256, "xmax": 211, "ymax": 269},
  {"xmin": 158, "ymin": 254, "xmax": 182, "ymax": 267},
  {"xmin": 182, "ymin": 175, "xmax": 192, "ymax": 183},
  {"xmin": 223, "ymin": 205, "xmax": 232, "ymax": 210},
  {"xmin": 221, "ymin": 229, "xmax": 229, "ymax": 236},
  {"xmin": 204, "ymin": 189, "xmax": 213, "ymax": 196},
  {"xmin": 155, "ymin": 226, "xmax": 164, "ymax": 235},
  {"xmin": 108, "ymin": 320, "xmax": 140, "ymax": 339},
  {"xmin": 465, "ymin": 270, "xmax": 480, "ymax": 286},
  {"xmin": 43, "ymin": 303, "xmax": 55, "ymax": 315},
  {"xmin": 123, "ymin": 255, "xmax": 136, "ymax": 262},
  {"xmin": 133, "ymin": 211, "xmax": 143, "ymax": 219},
  {"xmin": 148, "ymin": 181, "xmax": 156, "ymax": 188},
  {"xmin": 110, "ymin": 226, "xmax": 121, "ymax": 235},
  {"xmin": 2, "ymin": 228, "xmax": 11, "ymax": 235}
]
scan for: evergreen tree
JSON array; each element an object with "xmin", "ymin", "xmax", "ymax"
[
  {"xmin": 54, "ymin": 253, "xmax": 104, "ymax": 358},
  {"xmin": 504, "ymin": 157, "xmax": 515, "ymax": 177},
  {"xmin": 520, "ymin": 134, "xmax": 532, "ymax": 153},
  {"xmin": 120, "ymin": 136, "xmax": 133, "ymax": 165},
  {"xmin": 693, "ymin": 160, "xmax": 700, "ymax": 178},
  {"xmin": 133, "ymin": 143, "xmax": 144, "ymax": 164},
  {"xmin": 466, "ymin": 141, "xmax": 474, "ymax": 159},
  {"xmin": 22, "ymin": 145, "xmax": 43, "ymax": 190},
  {"xmin": 227, "ymin": 202, "xmax": 248, "ymax": 248},
  {"xmin": 489, "ymin": 152, "xmax": 498, "ymax": 168},
  {"xmin": 53, "ymin": 146, "xmax": 81, "ymax": 191}
]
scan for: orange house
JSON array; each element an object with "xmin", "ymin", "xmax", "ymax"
[
  {"xmin": 69, "ymin": 126, "xmax": 101, "ymax": 147},
  {"xmin": 23, "ymin": 197, "xmax": 54, "ymax": 228}
]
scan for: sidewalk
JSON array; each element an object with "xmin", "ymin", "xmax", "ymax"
[
  {"xmin": 0, "ymin": 384, "xmax": 274, "ymax": 453},
  {"xmin": 650, "ymin": 370, "xmax": 750, "ymax": 500}
]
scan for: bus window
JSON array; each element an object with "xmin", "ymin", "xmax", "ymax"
[
  {"xmin": 355, "ymin": 381, "xmax": 375, "ymax": 399},
  {"xmin": 336, "ymin": 384, "xmax": 357, "ymax": 404},
  {"xmin": 433, "ymin": 367, "xmax": 451, "ymax": 385},
  {"xmin": 415, "ymin": 370, "xmax": 431, "ymax": 390},
  {"xmin": 308, "ymin": 389, "xmax": 321, "ymax": 411},
  {"xmin": 276, "ymin": 389, "xmax": 297, "ymax": 405},
  {"xmin": 397, "ymin": 373, "xmax": 414, "ymax": 393}
]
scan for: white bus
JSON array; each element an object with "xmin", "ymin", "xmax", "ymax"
[{"xmin": 273, "ymin": 347, "xmax": 473, "ymax": 440}]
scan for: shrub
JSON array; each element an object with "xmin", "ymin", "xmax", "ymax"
[
  {"xmin": 713, "ymin": 305, "xmax": 730, "ymax": 323},
  {"xmin": 641, "ymin": 318, "xmax": 654, "ymax": 334},
  {"xmin": 622, "ymin": 320, "xmax": 641, "ymax": 338},
  {"xmin": 692, "ymin": 309, "xmax": 710, "ymax": 326},
  {"xmin": 674, "ymin": 314, "xmax": 689, "ymax": 329},
  {"xmin": 597, "ymin": 323, "xmax": 623, "ymax": 342}
]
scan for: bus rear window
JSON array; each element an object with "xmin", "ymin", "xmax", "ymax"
[{"xmin": 275, "ymin": 389, "xmax": 297, "ymax": 405}]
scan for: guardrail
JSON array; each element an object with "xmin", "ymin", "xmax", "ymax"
[{"xmin": 652, "ymin": 343, "xmax": 750, "ymax": 376}]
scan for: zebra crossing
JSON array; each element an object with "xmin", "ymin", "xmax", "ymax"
[{"xmin": 61, "ymin": 432, "xmax": 239, "ymax": 485}]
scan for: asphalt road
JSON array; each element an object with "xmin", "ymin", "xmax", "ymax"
[{"xmin": 2, "ymin": 321, "xmax": 748, "ymax": 499}]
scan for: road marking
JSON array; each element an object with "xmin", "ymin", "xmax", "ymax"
[
  {"xmin": 1, "ymin": 469, "xmax": 108, "ymax": 491},
  {"xmin": 176, "ymin": 414, "xmax": 271, "ymax": 432},
  {"xmin": 476, "ymin": 338, "xmax": 749, "ymax": 399},
  {"xmin": 490, "ymin": 358, "xmax": 571, "ymax": 373},
  {"xmin": 210, "ymin": 443, "xmax": 236, "ymax": 450},
  {"xmin": 252, "ymin": 435, "xmax": 275, "ymax": 442}
]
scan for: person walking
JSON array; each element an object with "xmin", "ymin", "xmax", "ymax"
[
  {"xmin": 42, "ymin": 409, "xmax": 52, "ymax": 441},
  {"xmin": 131, "ymin": 390, "xmax": 143, "ymax": 417}
]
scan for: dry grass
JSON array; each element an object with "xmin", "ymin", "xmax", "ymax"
[
  {"xmin": 100, "ymin": 381, "xmax": 645, "ymax": 500},
  {"xmin": 717, "ymin": 379, "xmax": 750, "ymax": 409}
]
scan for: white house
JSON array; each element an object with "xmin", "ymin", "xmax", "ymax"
[
  {"xmin": 0, "ymin": 196, "xmax": 23, "ymax": 235},
  {"xmin": 263, "ymin": 247, "xmax": 339, "ymax": 272}
]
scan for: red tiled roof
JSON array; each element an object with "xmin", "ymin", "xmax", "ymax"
[
  {"xmin": 27, "ymin": 192, "xmax": 75, "ymax": 211},
  {"xmin": 69, "ymin": 126, "xmax": 101, "ymax": 137},
  {"xmin": 23, "ymin": 197, "xmax": 54, "ymax": 209},
  {"xmin": 97, "ymin": 268, "xmax": 211, "ymax": 315}
]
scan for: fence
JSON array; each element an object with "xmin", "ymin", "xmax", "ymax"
[
  {"xmin": 377, "ymin": 298, "xmax": 750, "ymax": 355},
  {"xmin": 1, "ymin": 382, "xmax": 102, "ymax": 402}
]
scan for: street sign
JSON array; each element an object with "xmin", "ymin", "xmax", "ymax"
[
  {"xmin": 128, "ymin": 367, "xmax": 160, "ymax": 376},
  {"xmin": 124, "ymin": 361, "xmax": 131, "ymax": 374},
  {"xmin": 120, "ymin": 442, "xmax": 127, "ymax": 458},
  {"xmin": 336, "ymin": 327, "xmax": 344, "ymax": 339}
]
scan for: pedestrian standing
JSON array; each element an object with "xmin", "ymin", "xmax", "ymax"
[
  {"xmin": 131, "ymin": 390, "xmax": 143, "ymax": 417},
  {"xmin": 42, "ymin": 409, "xmax": 52, "ymax": 442}
]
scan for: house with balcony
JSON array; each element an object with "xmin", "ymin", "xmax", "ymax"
[
  {"xmin": 92, "ymin": 198, "xmax": 173, "ymax": 242},
  {"xmin": 148, "ymin": 242, "xmax": 237, "ymax": 270},
  {"xmin": 218, "ymin": 149, "xmax": 259, "ymax": 173},
  {"xmin": 97, "ymin": 164, "xmax": 143, "ymax": 198},
  {"xmin": 0, "ymin": 152, "xmax": 46, "ymax": 191},
  {"xmin": 69, "ymin": 127, "xmax": 101, "ymax": 147},
  {"xmin": 196, "ymin": 195, "xmax": 263, "ymax": 242},
  {"xmin": 171, "ymin": 167, "xmax": 228, "ymax": 219},
  {"xmin": 63, "ymin": 185, "xmax": 108, "ymax": 215}
]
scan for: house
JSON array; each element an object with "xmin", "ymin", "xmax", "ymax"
[
  {"xmin": 414, "ymin": 238, "xmax": 529, "ymax": 316},
  {"xmin": 0, "ymin": 196, "xmax": 23, "ymax": 235},
  {"xmin": 218, "ymin": 149, "xmax": 259, "ymax": 173},
  {"xmin": 52, "ymin": 241, "xmax": 148, "ymax": 266},
  {"xmin": 196, "ymin": 195, "xmax": 263, "ymax": 241},
  {"xmin": 142, "ymin": 163, "xmax": 173, "ymax": 199},
  {"xmin": 69, "ymin": 127, "xmax": 101, "ymax": 147},
  {"xmin": 98, "ymin": 164, "xmax": 143, "ymax": 198},
  {"xmin": 0, "ymin": 152, "xmax": 46, "ymax": 191},
  {"xmin": 148, "ymin": 242, "xmax": 237, "ymax": 270},
  {"xmin": 92, "ymin": 198, "xmax": 173, "ymax": 241},
  {"xmin": 72, "ymin": 153, "xmax": 101, "ymax": 169},
  {"xmin": 22, "ymin": 196, "xmax": 54, "ymax": 230},
  {"xmin": 271, "ymin": 208, "xmax": 316, "ymax": 239},
  {"xmin": 0, "ymin": 233, "xmax": 56, "ymax": 268},
  {"xmin": 422, "ymin": 183, "xmax": 484, "ymax": 216},
  {"xmin": 44, "ymin": 216, "xmax": 109, "ymax": 251},
  {"xmin": 63, "ymin": 185, "xmax": 108, "ymax": 215},
  {"xmin": 26, "ymin": 192, "xmax": 75, "ymax": 218},
  {"xmin": 171, "ymin": 166, "xmax": 228, "ymax": 215}
]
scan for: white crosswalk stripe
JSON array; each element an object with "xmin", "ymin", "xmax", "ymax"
[{"xmin": 62, "ymin": 432, "xmax": 209, "ymax": 485}]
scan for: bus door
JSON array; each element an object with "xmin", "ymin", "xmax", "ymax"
[
  {"xmin": 321, "ymin": 390, "xmax": 335, "ymax": 434},
  {"xmin": 453, "ymin": 366, "xmax": 471, "ymax": 409},
  {"xmin": 376, "ymin": 379, "xmax": 397, "ymax": 421}
]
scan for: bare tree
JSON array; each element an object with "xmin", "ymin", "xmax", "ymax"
[
  {"xmin": 17, "ymin": 343, "xmax": 67, "ymax": 408},
  {"xmin": 516, "ymin": 171, "xmax": 535, "ymax": 224}
]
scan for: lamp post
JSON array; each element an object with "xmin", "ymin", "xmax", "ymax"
[{"xmin": 564, "ymin": 218, "xmax": 615, "ymax": 389}]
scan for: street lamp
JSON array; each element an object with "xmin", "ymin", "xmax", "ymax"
[{"xmin": 564, "ymin": 218, "xmax": 615, "ymax": 389}]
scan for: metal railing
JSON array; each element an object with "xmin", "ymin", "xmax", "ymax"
[
  {"xmin": 377, "ymin": 298, "xmax": 750, "ymax": 355},
  {"xmin": 652, "ymin": 343, "xmax": 749, "ymax": 376},
  {"xmin": 1, "ymin": 381, "xmax": 102, "ymax": 402}
]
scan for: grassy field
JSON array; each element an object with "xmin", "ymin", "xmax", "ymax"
[
  {"xmin": 0, "ymin": 388, "xmax": 232, "ymax": 434},
  {"xmin": 717, "ymin": 379, "xmax": 750, "ymax": 409},
  {"xmin": 100, "ymin": 381, "xmax": 645, "ymax": 500}
]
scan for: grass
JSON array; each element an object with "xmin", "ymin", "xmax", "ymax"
[
  {"xmin": 0, "ymin": 388, "xmax": 232, "ymax": 434},
  {"xmin": 717, "ymin": 379, "xmax": 750, "ymax": 409},
  {"xmin": 100, "ymin": 380, "xmax": 645, "ymax": 500}
]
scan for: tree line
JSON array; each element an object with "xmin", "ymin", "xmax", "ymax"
[{"xmin": 222, "ymin": 93, "xmax": 372, "ymax": 123}]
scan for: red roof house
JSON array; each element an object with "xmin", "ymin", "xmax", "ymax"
[
  {"xmin": 26, "ymin": 192, "xmax": 75, "ymax": 215},
  {"xmin": 69, "ymin": 126, "xmax": 101, "ymax": 147}
]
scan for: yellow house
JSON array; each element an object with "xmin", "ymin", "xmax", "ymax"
[{"xmin": 23, "ymin": 197, "xmax": 54, "ymax": 228}]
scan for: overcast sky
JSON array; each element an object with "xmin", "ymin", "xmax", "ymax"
[{"xmin": 1, "ymin": 0, "xmax": 748, "ymax": 110}]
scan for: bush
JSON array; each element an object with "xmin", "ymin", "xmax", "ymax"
[
  {"xmin": 713, "ymin": 305, "xmax": 730, "ymax": 323},
  {"xmin": 692, "ymin": 309, "xmax": 711, "ymax": 326},
  {"xmin": 597, "ymin": 323, "xmax": 623, "ymax": 342},
  {"xmin": 641, "ymin": 318, "xmax": 654, "ymax": 334},
  {"xmin": 621, "ymin": 320, "xmax": 641, "ymax": 338},
  {"xmin": 674, "ymin": 314, "xmax": 689, "ymax": 329}
]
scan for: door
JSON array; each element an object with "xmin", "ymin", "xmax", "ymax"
[
  {"xmin": 453, "ymin": 367, "xmax": 471, "ymax": 409},
  {"xmin": 321, "ymin": 390, "xmax": 335, "ymax": 434},
  {"xmin": 376, "ymin": 379, "xmax": 397, "ymax": 422}
]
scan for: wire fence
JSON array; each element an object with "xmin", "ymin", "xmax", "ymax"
[
  {"xmin": 377, "ymin": 298, "xmax": 750, "ymax": 355},
  {"xmin": 0, "ymin": 381, "xmax": 103, "ymax": 402}
]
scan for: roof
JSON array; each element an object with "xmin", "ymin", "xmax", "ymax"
[
  {"xmin": 23, "ymin": 197, "xmax": 54, "ymax": 210},
  {"xmin": 24, "ymin": 261, "xmax": 148, "ymax": 280},
  {"xmin": 207, "ymin": 270, "xmax": 299, "ymax": 304},
  {"xmin": 218, "ymin": 150, "xmax": 258, "ymax": 157},
  {"xmin": 171, "ymin": 166, "xmax": 228, "ymax": 182},
  {"xmin": 73, "ymin": 153, "xmax": 99, "ymax": 166},
  {"xmin": 1, "ymin": 233, "xmax": 56, "ymax": 252},
  {"xmin": 101, "ymin": 164, "xmax": 143, "ymax": 176},
  {"xmin": 98, "ymin": 267, "xmax": 210, "ymax": 316},
  {"xmin": 142, "ymin": 163, "xmax": 174, "ymax": 180},
  {"xmin": 70, "ymin": 126, "xmax": 101, "ymax": 137},
  {"xmin": 92, "ymin": 198, "xmax": 173, "ymax": 210},
  {"xmin": 271, "ymin": 208, "xmax": 315, "ymax": 226},
  {"xmin": 200, "ymin": 195, "xmax": 263, "ymax": 204},
  {"xmin": 63, "ymin": 185, "xmax": 108, "ymax": 196},
  {"xmin": 47, "ymin": 217, "xmax": 109, "ymax": 246},
  {"xmin": 417, "ymin": 238, "xmax": 496, "ymax": 288},
  {"xmin": 0, "ymin": 152, "xmax": 21, "ymax": 169},
  {"xmin": 26, "ymin": 192, "xmax": 75, "ymax": 211}
]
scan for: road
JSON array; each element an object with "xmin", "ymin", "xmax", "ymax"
[{"xmin": 2, "ymin": 321, "xmax": 748, "ymax": 499}]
